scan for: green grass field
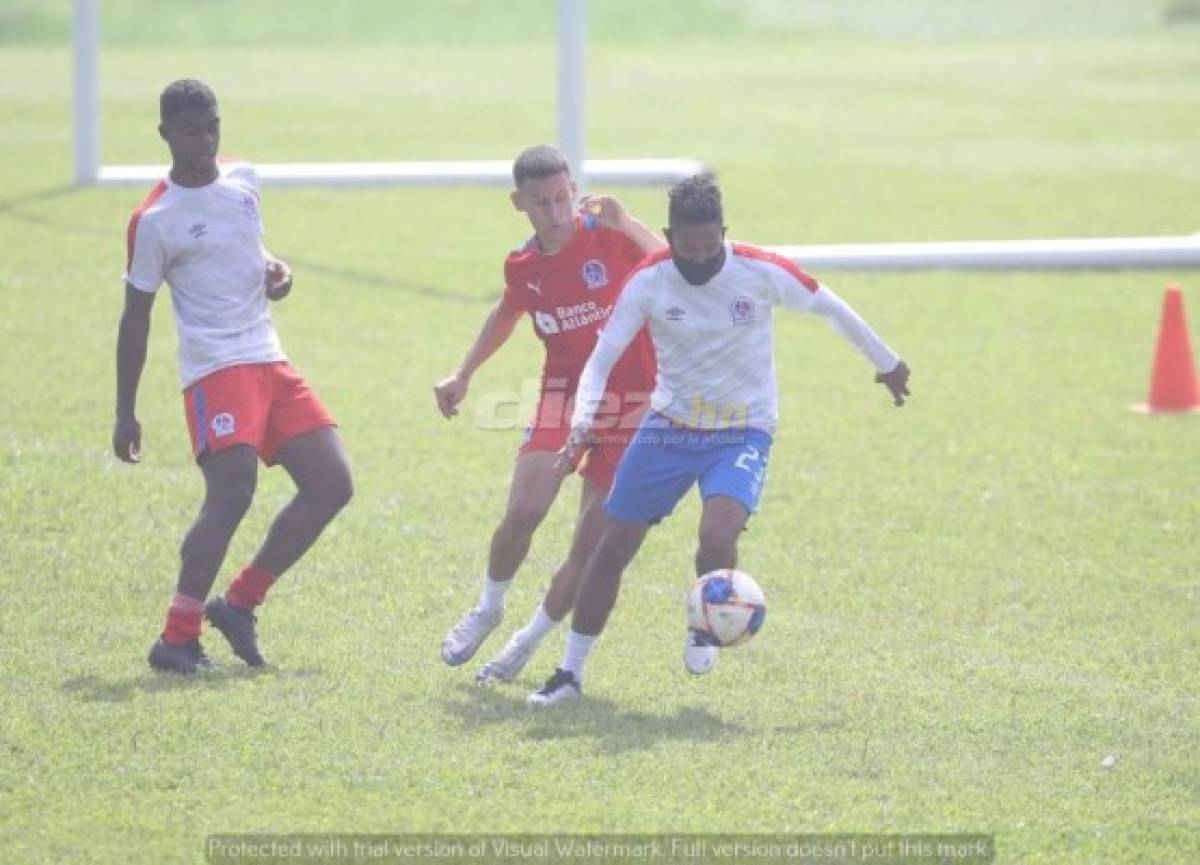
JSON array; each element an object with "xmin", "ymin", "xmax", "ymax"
[{"xmin": 1, "ymin": 2, "xmax": 1198, "ymax": 863}]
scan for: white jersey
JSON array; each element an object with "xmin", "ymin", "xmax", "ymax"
[
  {"xmin": 123, "ymin": 161, "xmax": 285, "ymax": 388},
  {"xmin": 572, "ymin": 241, "xmax": 900, "ymax": 434}
]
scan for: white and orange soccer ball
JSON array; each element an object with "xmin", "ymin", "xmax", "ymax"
[{"xmin": 686, "ymin": 569, "xmax": 766, "ymax": 647}]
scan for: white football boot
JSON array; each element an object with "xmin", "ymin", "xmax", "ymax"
[
  {"xmin": 475, "ymin": 633, "xmax": 535, "ymax": 684},
  {"xmin": 440, "ymin": 606, "xmax": 502, "ymax": 666},
  {"xmin": 684, "ymin": 628, "xmax": 720, "ymax": 675},
  {"xmin": 527, "ymin": 667, "xmax": 582, "ymax": 705}
]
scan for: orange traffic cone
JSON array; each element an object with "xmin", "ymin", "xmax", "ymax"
[{"xmin": 1136, "ymin": 284, "xmax": 1199, "ymax": 414}]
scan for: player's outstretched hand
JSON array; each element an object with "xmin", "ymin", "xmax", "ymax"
[
  {"xmin": 554, "ymin": 423, "xmax": 595, "ymax": 475},
  {"xmin": 113, "ymin": 416, "xmax": 142, "ymax": 463},
  {"xmin": 433, "ymin": 372, "xmax": 470, "ymax": 419},
  {"xmin": 875, "ymin": 360, "xmax": 911, "ymax": 407},
  {"xmin": 578, "ymin": 194, "xmax": 627, "ymax": 231},
  {"xmin": 265, "ymin": 259, "xmax": 293, "ymax": 301}
]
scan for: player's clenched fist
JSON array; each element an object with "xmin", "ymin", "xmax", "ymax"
[
  {"xmin": 433, "ymin": 372, "xmax": 470, "ymax": 418},
  {"xmin": 875, "ymin": 360, "xmax": 911, "ymax": 407},
  {"xmin": 264, "ymin": 258, "xmax": 293, "ymax": 301},
  {"xmin": 112, "ymin": 415, "xmax": 142, "ymax": 463},
  {"xmin": 554, "ymin": 422, "xmax": 595, "ymax": 475}
]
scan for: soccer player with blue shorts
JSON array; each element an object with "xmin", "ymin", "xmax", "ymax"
[{"xmin": 529, "ymin": 175, "xmax": 911, "ymax": 704}]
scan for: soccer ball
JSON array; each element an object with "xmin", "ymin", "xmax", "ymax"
[{"xmin": 686, "ymin": 569, "xmax": 766, "ymax": 647}]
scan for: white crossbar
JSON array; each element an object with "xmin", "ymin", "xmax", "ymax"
[
  {"xmin": 773, "ymin": 235, "xmax": 1200, "ymax": 271},
  {"xmin": 95, "ymin": 158, "xmax": 707, "ymax": 189}
]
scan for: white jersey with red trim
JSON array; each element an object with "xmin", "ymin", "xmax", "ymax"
[
  {"xmin": 123, "ymin": 161, "xmax": 286, "ymax": 388},
  {"xmin": 572, "ymin": 241, "xmax": 900, "ymax": 433}
]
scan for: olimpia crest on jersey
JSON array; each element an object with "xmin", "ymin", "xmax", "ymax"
[
  {"xmin": 582, "ymin": 259, "xmax": 609, "ymax": 290},
  {"xmin": 730, "ymin": 296, "xmax": 756, "ymax": 325}
]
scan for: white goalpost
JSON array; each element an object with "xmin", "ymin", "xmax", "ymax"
[
  {"xmin": 71, "ymin": 0, "xmax": 704, "ymax": 190},
  {"xmin": 72, "ymin": 0, "xmax": 101, "ymax": 186},
  {"xmin": 73, "ymin": 0, "xmax": 1200, "ymax": 271}
]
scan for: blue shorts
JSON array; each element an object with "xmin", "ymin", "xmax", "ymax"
[{"xmin": 604, "ymin": 413, "xmax": 773, "ymax": 524}]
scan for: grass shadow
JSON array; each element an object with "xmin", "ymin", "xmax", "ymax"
[
  {"xmin": 286, "ymin": 256, "xmax": 485, "ymax": 305},
  {"xmin": 0, "ymin": 186, "xmax": 485, "ymax": 306},
  {"xmin": 61, "ymin": 664, "xmax": 324, "ymax": 704},
  {"xmin": 0, "ymin": 184, "xmax": 112, "ymax": 238},
  {"xmin": 0, "ymin": 184, "xmax": 79, "ymax": 212},
  {"xmin": 441, "ymin": 682, "xmax": 748, "ymax": 755}
]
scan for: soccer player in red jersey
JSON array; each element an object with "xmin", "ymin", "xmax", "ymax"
[
  {"xmin": 115, "ymin": 79, "xmax": 353, "ymax": 674},
  {"xmin": 435, "ymin": 145, "xmax": 663, "ymax": 682}
]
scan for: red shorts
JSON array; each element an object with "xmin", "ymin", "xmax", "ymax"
[
  {"xmin": 183, "ymin": 362, "xmax": 336, "ymax": 465},
  {"xmin": 518, "ymin": 389, "xmax": 647, "ymax": 490}
]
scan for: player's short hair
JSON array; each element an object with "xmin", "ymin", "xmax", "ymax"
[
  {"xmin": 668, "ymin": 174, "xmax": 723, "ymax": 227},
  {"xmin": 512, "ymin": 145, "xmax": 571, "ymax": 186},
  {"xmin": 160, "ymin": 78, "xmax": 217, "ymax": 123}
]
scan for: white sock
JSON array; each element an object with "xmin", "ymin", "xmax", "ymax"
[
  {"xmin": 478, "ymin": 574, "xmax": 510, "ymax": 614},
  {"xmin": 561, "ymin": 629, "xmax": 597, "ymax": 678},
  {"xmin": 515, "ymin": 606, "xmax": 558, "ymax": 649}
]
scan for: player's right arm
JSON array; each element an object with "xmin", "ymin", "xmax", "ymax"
[
  {"xmin": 116, "ymin": 198, "xmax": 166, "ymax": 463},
  {"xmin": 433, "ymin": 292, "xmax": 524, "ymax": 419},
  {"xmin": 561, "ymin": 275, "xmax": 651, "ymax": 469},
  {"xmin": 113, "ymin": 283, "xmax": 156, "ymax": 463}
]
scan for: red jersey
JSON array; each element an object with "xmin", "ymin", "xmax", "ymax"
[{"xmin": 503, "ymin": 216, "xmax": 656, "ymax": 400}]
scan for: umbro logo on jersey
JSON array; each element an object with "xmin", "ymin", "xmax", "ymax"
[
  {"xmin": 189, "ymin": 223, "xmax": 208, "ymax": 239},
  {"xmin": 526, "ymin": 280, "xmax": 543, "ymax": 296},
  {"xmin": 582, "ymin": 259, "xmax": 609, "ymax": 290},
  {"xmin": 665, "ymin": 306, "xmax": 687, "ymax": 321}
]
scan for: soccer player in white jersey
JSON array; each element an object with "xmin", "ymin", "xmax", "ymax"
[
  {"xmin": 115, "ymin": 79, "xmax": 353, "ymax": 674},
  {"xmin": 529, "ymin": 175, "xmax": 911, "ymax": 704}
]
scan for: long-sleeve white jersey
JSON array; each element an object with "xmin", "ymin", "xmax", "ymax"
[{"xmin": 572, "ymin": 242, "xmax": 900, "ymax": 434}]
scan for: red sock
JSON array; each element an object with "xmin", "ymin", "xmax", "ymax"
[
  {"xmin": 225, "ymin": 564, "xmax": 277, "ymax": 610},
  {"xmin": 162, "ymin": 593, "xmax": 204, "ymax": 646}
]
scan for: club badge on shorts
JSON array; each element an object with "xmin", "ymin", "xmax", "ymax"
[
  {"xmin": 582, "ymin": 259, "xmax": 608, "ymax": 290},
  {"xmin": 211, "ymin": 412, "xmax": 236, "ymax": 437}
]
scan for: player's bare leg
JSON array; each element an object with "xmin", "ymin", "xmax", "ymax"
[
  {"xmin": 570, "ymin": 518, "xmax": 652, "ymax": 636},
  {"xmin": 179, "ymin": 445, "xmax": 259, "ymax": 598},
  {"xmin": 247, "ymin": 426, "xmax": 353, "ymax": 577},
  {"xmin": 529, "ymin": 517, "xmax": 652, "ymax": 704},
  {"xmin": 206, "ymin": 426, "xmax": 353, "ymax": 666},
  {"xmin": 543, "ymin": 478, "xmax": 608, "ymax": 619},
  {"xmin": 477, "ymin": 478, "xmax": 607, "ymax": 682},
  {"xmin": 694, "ymin": 495, "xmax": 750, "ymax": 577},
  {"xmin": 442, "ymin": 451, "xmax": 567, "ymax": 666},
  {"xmin": 685, "ymin": 495, "xmax": 752, "ymax": 675},
  {"xmin": 487, "ymin": 451, "xmax": 570, "ymax": 582},
  {"xmin": 149, "ymin": 444, "xmax": 257, "ymax": 673}
]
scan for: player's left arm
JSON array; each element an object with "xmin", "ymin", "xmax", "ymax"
[
  {"xmin": 234, "ymin": 164, "xmax": 291, "ymax": 301},
  {"xmin": 261, "ymin": 244, "xmax": 293, "ymax": 301},
  {"xmin": 579, "ymin": 194, "xmax": 665, "ymax": 256},
  {"xmin": 811, "ymin": 287, "xmax": 910, "ymax": 406},
  {"xmin": 764, "ymin": 256, "xmax": 910, "ymax": 406}
]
